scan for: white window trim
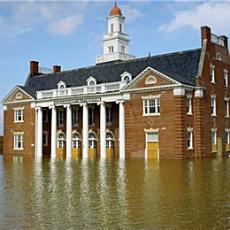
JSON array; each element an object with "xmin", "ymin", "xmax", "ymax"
[
  {"xmin": 226, "ymin": 130, "xmax": 230, "ymax": 144},
  {"xmin": 211, "ymin": 128, "xmax": 217, "ymax": 145},
  {"xmin": 13, "ymin": 132, "xmax": 24, "ymax": 150},
  {"xmin": 224, "ymin": 97, "xmax": 229, "ymax": 118},
  {"xmin": 145, "ymin": 75, "xmax": 157, "ymax": 85},
  {"xmin": 210, "ymin": 64, "xmax": 215, "ymax": 84},
  {"xmin": 14, "ymin": 108, "xmax": 24, "ymax": 123},
  {"xmin": 186, "ymin": 95, "xmax": 193, "ymax": 115},
  {"xmin": 143, "ymin": 97, "xmax": 160, "ymax": 116},
  {"xmin": 211, "ymin": 94, "xmax": 217, "ymax": 117},
  {"xmin": 224, "ymin": 69, "xmax": 228, "ymax": 87},
  {"xmin": 187, "ymin": 127, "xmax": 193, "ymax": 150}
]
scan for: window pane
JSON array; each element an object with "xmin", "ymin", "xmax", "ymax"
[{"xmin": 147, "ymin": 133, "xmax": 158, "ymax": 141}]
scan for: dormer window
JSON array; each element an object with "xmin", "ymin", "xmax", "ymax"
[
  {"xmin": 121, "ymin": 71, "xmax": 132, "ymax": 84},
  {"xmin": 57, "ymin": 81, "xmax": 66, "ymax": 90},
  {"xmin": 87, "ymin": 76, "xmax": 97, "ymax": 86}
]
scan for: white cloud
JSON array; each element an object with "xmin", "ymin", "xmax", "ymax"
[
  {"xmin": 160, "ymin": 2, "xmax": 230, "ymax": 34},
  {"xmin": 48, "ymin": 15, "xmax": 84, "ymax": 36},
  {"xmin": 0, "ymin": 2, "xmax": 88, "ymax": 37}
]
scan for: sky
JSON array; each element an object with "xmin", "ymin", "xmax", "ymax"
[{"xmin": 0, "ymin": 0, "xmax": 230, "ymax": 135}]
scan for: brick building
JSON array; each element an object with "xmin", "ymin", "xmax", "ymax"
[{"xmin": 2, "ymin": 4, "xmax": 230, "ymax": 159}]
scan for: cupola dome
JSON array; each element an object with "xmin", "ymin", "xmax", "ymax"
[{"xmin": 109, "ymin": 2, "xmax": 122, "ymax": 16}]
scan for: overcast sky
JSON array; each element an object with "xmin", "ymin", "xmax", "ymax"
[{"xmin": 0, "ymin": 0, "xmax": 230, "ymax": 135}]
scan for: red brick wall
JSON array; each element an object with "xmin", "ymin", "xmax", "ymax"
[{"xmin": 3, "ymin": 103, "xmax": 35, "ymax": 155}]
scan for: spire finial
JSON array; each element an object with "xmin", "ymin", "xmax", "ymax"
[{"xmin": 115, "ymin": 0, "xmax": 117, "ymax": 7}]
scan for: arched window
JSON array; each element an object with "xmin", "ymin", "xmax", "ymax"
[
  {"xmin": 106, "ymin": 132, "xmax": 114, "ymax": 149},
  {"xmin": 72, "ymin": 132, "xmax": 81, "ymax": 148},
  {"xmin": 57, "ymin": 133, "xmax": 65, "ymax": 148},
  {"xmin": 145, "ymin": 75, "xmax": 157, "ymax": 85},
  {"xmin": 124, "ymin": 76, "xmax": 130, "ymax": 84},
  {"xmin": 89, "ymin": 132, "xmax": 97, "ymax": 149}
]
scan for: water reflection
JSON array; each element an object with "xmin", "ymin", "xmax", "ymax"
[{"xmin": 0, "ymin": 156, "xmax": 230, "ymax": 229}]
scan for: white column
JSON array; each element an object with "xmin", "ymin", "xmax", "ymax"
[
  {"xmin": 51, "ymin": 106, "xmax": 57, "ymax": 158},
  {"xmin": 66, "ymin": 104, "xmax": 72, "ymax": 158},
  {"xmin": 82, "ymin": 103, "xmax": 89, "ymax": 159},
  {"xmin": 118, "ymin": 101, "xmax": 125, "ymax": 159},
  {"xmin": 36, "ymin": 107, "xmax": 43, "ymax": 157},
  {"xmin": 100, "ymin": 102, "xmax": 106, "ymax": 159}
]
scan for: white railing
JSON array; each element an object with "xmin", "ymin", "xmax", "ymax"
[{"xmin": 36, "ymin": 81, "xmax": 125, "ymax": 99}]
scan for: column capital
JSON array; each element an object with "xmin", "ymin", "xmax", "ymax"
[
  {"xmin": 63, "ymin": 104, "xmax": 71, "ymax": 109},
  {"xmin": 97, "ymin": 101, "xmax": 105, "ymax": 106},
  {"xmin": 49, "ymin": 105, "xmax": 56, "ymax": 110},
  {"xmin": 173, "ymin": 86, "xmax": 185, "ymax": 96},
  {"xmin": 80, "ymin": 102, "xmax": 87, "ymax": 107},
  {"xmin": 35, "ymin": 106, "xmax": 42, "ymax": 111},
  {"xmin": 116, "ymin": 100, "xmax": 124, "ymax": 104}
]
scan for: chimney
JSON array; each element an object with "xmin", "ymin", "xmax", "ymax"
[
  {"xmin": 53, "ymin": 65, "xmax": 61, "ymax": 73},
  {"xmin": 220, "ymin": 35, "xmax": 228, "ymax": 50},
  {"xmin": 201, "ymin": 26, "xmax": 211, "ymax": 44},
  {"xmin": 30, "ymin": 61, "xmax": 39, "ymax": 76}
]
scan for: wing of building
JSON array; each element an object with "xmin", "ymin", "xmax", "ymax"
[{"xmin": 2, "ymin": 3, "xmax": 230, "ymax": 159}]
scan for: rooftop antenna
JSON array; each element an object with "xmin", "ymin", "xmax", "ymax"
[{"xmin": 115, "ymin": 0, "xmax": 117, "ymax": 6}]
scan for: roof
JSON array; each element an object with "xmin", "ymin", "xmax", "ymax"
[{"xmin": 23, "ymin": 48, "xmax": 201, "ymax": 98}]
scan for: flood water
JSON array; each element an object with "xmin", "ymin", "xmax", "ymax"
[{"xmin": 0, "ymin": 156, "xmax": 230, "ymax": 229}]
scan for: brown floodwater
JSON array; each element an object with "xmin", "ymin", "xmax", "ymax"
[{"xmin": 0, "ymin": 155, "xmax": 230, "ymax": 229}]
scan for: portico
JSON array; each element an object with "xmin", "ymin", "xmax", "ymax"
[{"xmin": 35, "ymin": 98, "xmax": 126, "ymax": 159}]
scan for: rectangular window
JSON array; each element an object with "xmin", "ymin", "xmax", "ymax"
[
  {"xmin": 14, "ymin": 134, "xmax": 23, "ymax": 150},
  {"xmin": 43, "ymin": 110, "xmax": 48, "ymax": 123},
  {"xmin": 14, "ymin": 109, "xmax": 24, "ymax": 122},
  {"xmin": 108, "ymin": 46, "xmax": 114, "ymax": 53},
  {"xmin": 224, "ymin": 99, "xmax": 229, "ymax": 117},
  {"xmin": 212, "ymin": 129, "xmax": 217, "ymax": 145},
  {"xmin": 43, "ymin": 132, "xmax": 48, "ymax": 146},
  {"xmin": 110, "ymin": 23, "xmax": 114, "ymax": 33},
  {"xmin": 106, "ymin": 106, "xmax": 112, "ymax": 124},
  {"xmin": 57, "ymin": 109, "xmax": 64, "ymax": 126},
  {"xmin": 144, "ymin": 98, "xmax": 160, "ymax": 115},
  {"xmin": 72, "ymin": 108, "xmax": 79, "ymax": 126},
  {"xmin": 224, "ymin": 70, "xmax": 228, "ymax": 87},
  {"xmin": 121, "ymin": 45, "xmax": 125, "ymax": 53},
  {"xmin": 187, "ymin": 130, "xmax": 193, "ymax": 149},
  {"xmin": 186, "ymin": 97, "xmax": 192, "ymax": 115},
  {"xmin": 210, "ymin": 65, "xmax": 215, "ymax": 83},
  {"xmin": 225, "ymin": 131, "xmax": 230, "ymax": 144},
  {"xmin": 89, "ymin": 107, "xmax": 95, "ymax": 126},
  {"xmin": 119, "ymin": 23, "xmax": 122, "ymax": 32},
  {"xmin": 211, "ymin": 96, "xmax": 216, "ymax": 116}
]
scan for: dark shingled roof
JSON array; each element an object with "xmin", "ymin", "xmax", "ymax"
[{"xmin": 23, "ymin": 48, "xmax": 201, "ymax": 97}]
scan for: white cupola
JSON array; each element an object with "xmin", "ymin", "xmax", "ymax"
[{"xmin": 96, "ymin": 2, "xmax": 135, "ymax": 64}]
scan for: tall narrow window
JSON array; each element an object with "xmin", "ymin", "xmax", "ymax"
[
  {"xmin": 225, "ymin": 99, "xmax": 229, "ymax": 117},
  {"xmin": 89, "ymin": 133, "xmax": 97, "ymax": 148},
  {"xmin": 121, "ymin": 45, "xmax": 125, "ymax": 53},
  {"xmin": 72, "ymin": 108, "xmax": 79, "ymax": 126},
  {"xmin": 224, "ymin": 69, "xmax": 228, "ymax": 87},
  {"xmin": 186, "ymin": 96, "xmax": 192, "ymax": 115},
  {"xmin": 210, "ymin": 65, "xmax": 215, "ymax": 83},
  {"xmin": 43, "ymin": 132, "xmax": 48, "ymax": 146},
  {"xmin": 14, "ymin": 133, "xmax": 23, "ymax": 150},
  {"xmin": 72, "ymin": 133, "xmax": 81, "ymax": 148},
  {"xmin": 187, "ymin": 128, "xmax": 193, "ymax": 149},
  {"xmin": 211, "ymin": 95, "xmax": 216, "ymax": 116},
  {"xmin": 212, "ymin": 128, "xmax": 217, "ymax": 152},
  {"xmin": 57, "ymin": 133, "xmax": 65, "ymax": 148},
  {"xmin": 225, "ymin": 130, "xmax": 230, "ymax": 151},
  {"xmin": 88, "ymin": 107, "xmax": 95, "ymax": 126},
  {"xmin": 110, "ymin": 23, "xmax": 114, "ymax": 33},
  {"xmin": 106, "ymin": 106, "xmax": 112, "ymax": 124},
  {"xmin": 57, "ymin": 109, "xmax": 64, "ymax": 126},
  {"xmin": 119, "ymin": 23, "xmax": 122, "ymax": 32},
  {"xmin": 43, "ymin": 110, "xmax": 48, "ymax": 123}
]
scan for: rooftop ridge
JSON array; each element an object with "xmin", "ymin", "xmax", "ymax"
[{"xmin": 29, "ymin": 48, "xmax": 201, "ymax": 80}]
